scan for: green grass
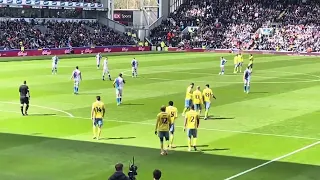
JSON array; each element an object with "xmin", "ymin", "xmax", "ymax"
[{"xmin": 0, "ymin": 52, "xmax": 319, "ymax": 180}]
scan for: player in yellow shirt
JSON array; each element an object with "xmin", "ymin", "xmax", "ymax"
[
  {"xmin": 248, "ymin": 54, "xmax": 254, "ymax": 72},
  {"xmin": 182, "ymin": 83, "xmax": 194, "ymax": 116},
  {"xmin": 184, "ymin": 105, "xmax": 200, "ymax": 151},
  {"xmin": 202, "ymin": 84, "xmax": 216, "ymax": 120},
  {"xmin": 192, "ymin": 86, "xmax": 203, "ymax": 114},
  {"xmin": 233, "ymin": 55, "xmax": 238, "ymax": 73},
  {"xmin": 91, "ymin": 96, "xmax": 105, "ymax": 140},
  {"xmin": 155, "ymin": 106, "xmax": 172, "ymax": 155},
  {"xmin": 166, "ymin": 101, "xmax": 178, "ymax": 148},
  {"xmin": 238, "ymin": 53, "xmax": 244, "ymax": 72}
]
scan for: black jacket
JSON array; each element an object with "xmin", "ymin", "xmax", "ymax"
[{"xmin": 108, "ymin": 171, "xmax": 130, "ymax": 180}]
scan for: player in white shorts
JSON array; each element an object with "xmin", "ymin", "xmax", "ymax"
[
  {"xmin": 243, "ymin": 67, "xmax": 251, "ymax": 94},
  {"xmin": 131, "ymin": 58, "xmax": 138, "ymax": 78},
  {"xmin": 219, "ymin": 57, "xmax": 227, "ymax": 75},
  {"xmin": 71, "ymin": 66, "xmax": 82, "ymax": 94},
  {"xmin": 96, "ymin": 53, "xmax": 102, "ymax": 69},
  {"xmin": 102, "ymin": 57, "xmax": 112, "ymax": 81},
  {"xmin": 113, "ymin": 73, "xmax": 125, "ymax": 105},
  {"xmin": 52, "ymin": 55, "xmax": 59, "ymax": 74}
]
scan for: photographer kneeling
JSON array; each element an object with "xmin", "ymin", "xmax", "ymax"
[{"xmin": 109, "ymin": 163, "xmax": 130, "ymax": 180}]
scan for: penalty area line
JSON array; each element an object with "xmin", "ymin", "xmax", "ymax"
[
  {"xmin": 0, "ymin": 110, "xmax": 319, "ymax": 141},
  {"xmin": 50, "ymin": 114, "xmax": 320, "ymax": 141},
  {"xmin": 0, "ymin": 101, "xmax": 74, "ymax": 117},
  {"xmin": 224, "ymin": 141, "xmax": 320, "ymax": 180}
]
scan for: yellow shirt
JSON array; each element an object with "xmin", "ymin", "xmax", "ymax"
[
  {"xmin": 192, "ymin": 90, "xmax": 203, "ymax": 104},
  {"xmin": 185, "ymin": 110, "xmax": 199, "ymax": 129},
  {"xmin": 249, "ymin": 56, "xmax": 253, "ymax": 64},
  {"xmin": 156, "ymin": 112, "xmax": 171, "ymax": 131},
  {"xmin": 234, "ymin": 56, "xmax": 238, "ymax": 64},
  {"xmin": 238, "ymin": 55, "xmax": 243, "ymax": 62},
  {"xmin": 166, "ymin": 106, "xmax": 178, "ymax": 123},
  {"xmin": 185, "ymin": 86, "xmax": 193, "ymax": 100},
  {"xmin": 202, "ymin": 88, "xmax": 213, "ymax": 103},
  {"xmin": 92, "ymin": 101, "xmax": 105, "ymax": 118}
]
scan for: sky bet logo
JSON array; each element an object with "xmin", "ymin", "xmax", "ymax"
[
  {"xmin": 113, "ymin": 13, "xmax": 132, "ymax": 20},
  {"xmin": 16, "ymin": 0, "xmax": 22, "ymax": 4},
  {"xmin": 26, "ymin": 0, "xmax": 31, "ymax": 4},
  {"xmin": 43, "ymin": 1, "xmax": 49, "ymax": 5},
  {"xmin": 7, "ymin": 0, "xmax": 13, "ymax": 3}
]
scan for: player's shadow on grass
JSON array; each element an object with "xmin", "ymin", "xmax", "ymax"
[
  {"xmin": 28, "ymin": 113, "xmax": 57, "ymax": 116},
  {"xmin": 175, "ymin": 145, "xmax": 209, "ymax": 148},
  {"xmin": 1, "ymin": 132, "xmax": 319, "ymax": 179},
  {"xmin": 121, "ymin": 103, "xmax": 144, "ymax": 106},
  {"xmin": 200, "ymin": 116, "xmax": 234, "ymax": 120},
  {"xmin": 101, "ymin": 137, "xmax": 136, "ymax": 140},
  {"xmin": 249, "ymin": 92, "xmax": 269, "ymax": 94},
  {"xmin": 200, "ymin": 148, "xmax": 230, "ymax": 152}
]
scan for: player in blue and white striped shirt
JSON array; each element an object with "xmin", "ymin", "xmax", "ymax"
[
  {"xmin": 243, "ymin": 67, "xmax": 252, "ymax": 93},
  {"xmin": 113, "ymin": 73, "xmax": 126, "ymax": 105},
  {"xmin": 219, "ymin": 57, "xmax": 227, "ymax": 75},
  {"xmin": 131, "ymin": 58, "xmax": 138, "ymax": 78},
  {"xmin": 71, "ymin": 66, "xmax": 82, "ymax": 94},
  {"xmin": 96, "ymin": 53, "xmax": 102, "ymax": 69},
  {"xmin": 52, "ymin": 55, "xmax": 59, "ymax": 74}
]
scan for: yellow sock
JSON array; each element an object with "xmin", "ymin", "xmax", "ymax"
[
  {"xmin": 170, "ymin": 135, "xmax": 174, "ymax": 145},
  {"xmin": 97, "ymin": 128, "xmax": 101, "ymax": 139},
  {"xmin": 188, "ymin": 138, "xmax": 191, "ymax": 149},
  {"xmin": 205, "ymin": 110, "xmax": 208, "ymax": 117},
  {"xmin": 92, "ymin": 126, "xmax": 96, "ymax": 137},
  {"xmin": 160, "ymin": 142, "xmax": 163, "ymax": 152},
  {"xmin": 182, "ymin": 108, "xmax": 187, "ymax": 114},
  {"xmin": 193, "ymin": 138, "xmax": 197, "ymax": 147}
]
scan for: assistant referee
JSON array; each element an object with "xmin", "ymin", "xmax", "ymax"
[{"xmin": 19, "ymin": 80, "xmax": 30, "ymax": 116}]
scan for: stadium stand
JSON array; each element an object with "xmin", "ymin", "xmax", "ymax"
[
  {"xmin": 150, "ymin": 0, "xmax": 320, "ymax": 52},
  {"xmin": 0, "ymin": 19, "xmax": 135, "ymax": 50}
]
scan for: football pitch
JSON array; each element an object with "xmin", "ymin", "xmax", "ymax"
[{"xmin": 0, "ymin": 52, "xmax": 319, "ymax": 180}]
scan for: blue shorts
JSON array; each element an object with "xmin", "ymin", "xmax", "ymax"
[
  {"xmin": 194, "ymin": 104, "xmax": 202, "ymax": 111},
  {"xmin": 185, "ymin": 99, "xmax": 192, "ymax": 108},
  {"xmin": 187, "ymin": 129, "xmax": 197, "ymax": 138},
  {"xmin": 93, "ymin": 118, "xmax": 103, "ymax": 127},
  {"xmin": 204, "ymin": 102, "xmax": 211, "ymax": 110},
  {"xmin": 158, "ymin": 131, "xmax": 169, "ymax": 142},
  {"xmin": 169, "ymin": 124, "xmax": 175, "ymax": 134}
]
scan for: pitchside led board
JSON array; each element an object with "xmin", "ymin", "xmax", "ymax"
[{"xmin": 113, "ymin": 10, "xmax": 133, "ymax": 26}]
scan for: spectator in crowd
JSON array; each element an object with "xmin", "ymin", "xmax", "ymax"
[
  {"xmin": 0, "ymin": 19, "xmax": 135, "ymax": 50},
  {"xmin": 150, "ymin": 0, "xmax": 320, "ymax": 52},
  {"xmin": 108, "ymin": 163, "xmax": 130, "ymax": 180},
  {"xmin": 153, "ymin": 169, "xmax": 162, "ymax": 180}
]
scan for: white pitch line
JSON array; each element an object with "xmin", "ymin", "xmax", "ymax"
[
  {"xmin": 0, "ymin": 102, "xmax": 319, "ymax": 141},
  {"xmin": 17, "ymin": 113, "xmax": 317, "ymax": 141},
  {"xmin": 0, "ymin": 110, "xmax": 319, "ymax": 141},
  {"xmin": 224, "ymin": 141, "xmax": 320, "ymax": 180},
  {"xmin": 0, "ymin": 101, "xmax": 74, "ymax": 117}
]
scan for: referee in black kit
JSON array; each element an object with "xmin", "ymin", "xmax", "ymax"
[{"xmin": 19, "ymin": 81, "xmax": 30, "ymax": 116}]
